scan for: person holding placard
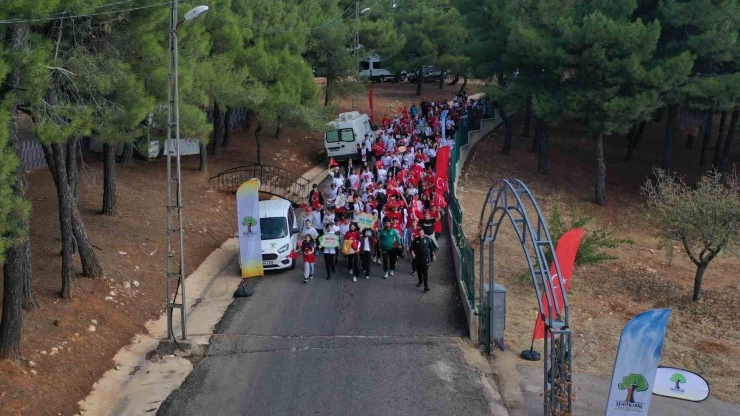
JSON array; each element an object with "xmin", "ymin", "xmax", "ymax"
[{"xmin": 318, "ymin": 229, "xmax": 338, "ymax": 280}]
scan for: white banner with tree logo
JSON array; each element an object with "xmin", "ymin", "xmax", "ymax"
[
  {"xmin": 605, "ymin": 309, "xmax": 672, "ymax": 416},
  {"xmin": 237, "ymin": 179, "xmax": 263, "ymax": 278}
]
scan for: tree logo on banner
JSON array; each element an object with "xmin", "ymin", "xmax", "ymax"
[
  {"xmin": 241, "ymin": 216, "xmax": 258, "ymax": 235},
  {"xmin": 670, "ymin": 373, "xmax": 687, "ymax": 392},
  {"xmin": 616, "ymin": 373, "xmax": 649, "ymax": 411}
]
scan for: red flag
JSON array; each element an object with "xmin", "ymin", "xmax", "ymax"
[
  {"xmin": 434, "ymin": 146, "xmax": 451, "ymax": 209},
  {"xmin": 532, "ymin": 228, "xmax": 585, "ymax": 340}
]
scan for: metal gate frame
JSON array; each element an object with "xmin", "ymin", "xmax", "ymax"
[{"xmin": 477, "ymin": 179, "xmax": 573, "ymax": 415}]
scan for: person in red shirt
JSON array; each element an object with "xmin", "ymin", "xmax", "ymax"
[
  {"xmin": 382, "ymin": 114, "xmax": 391, "ymax": 128},
  {"xmin": 344, "ymin": 222, "xmax": 361, "ymax": 281},
  {"xmin": 300, "ymin": 235, "xmax": 316, "ymax": 283},
  {"xmin": 373, "ymin": 140, "xmax": 385, "ymax": 160}
]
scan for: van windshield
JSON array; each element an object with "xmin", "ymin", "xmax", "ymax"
[
  {"xmin": 326, "ymin": 130, "xmax": 340, "ymax": 143},
  {"xmin": 260, "ymin": 217, "xmax": 288, "ymax": 240},
  {"xmin": 326, "ymin": 128, "xmax": 355, "ymax": 143}
]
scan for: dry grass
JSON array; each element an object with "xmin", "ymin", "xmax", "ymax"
[{"xmin": 456, "ymin": 114, "xmax": 740, "ymax": 403}]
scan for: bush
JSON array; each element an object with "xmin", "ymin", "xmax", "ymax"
[{"xmin": 545, "ymin": 205, "xmax": 634, "ymax": 267}]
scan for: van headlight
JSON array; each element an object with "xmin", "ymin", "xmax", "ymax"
[{"xmin": 277, "ymin": 244, "xmax": 290, "ymax": 254}]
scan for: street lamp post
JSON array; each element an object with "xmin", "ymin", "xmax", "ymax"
[
  {"xmin": 351, "ymin": 2, "xmax": 370, "ymax": 111},
  {"xmin": 165, "ymin": 1, "xmax": 208, "ymax": 342}
]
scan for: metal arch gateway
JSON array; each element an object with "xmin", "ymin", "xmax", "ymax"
[{"xmin": 477, "ymin": 179, "xmax": 573, "ymax": 414}]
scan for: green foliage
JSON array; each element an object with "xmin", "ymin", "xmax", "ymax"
[
  {"xmin": 546, "ymin": 205, "xmax": 634, "ymax": 267},
  {"xmin": 0, "ymin": 104, "xmax": 30, "ymax": 263},
  {"xmin": 642, "ymin": 169, "xmax": 740, "ymax": 267},
  {"xmin": 670, "ymin": 373, "xmax": 686, "ymax": 384},
  {"xmin": 618, "ymin": 373, "xmax": 649, "ymax": 392}
]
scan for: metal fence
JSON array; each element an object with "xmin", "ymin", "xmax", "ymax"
[{"xmin": 447, "ymin": 105, "xmax": 495, "ymax": 307}]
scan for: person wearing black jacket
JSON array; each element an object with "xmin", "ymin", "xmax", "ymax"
[
  {"xmin": 410, "ymin": 227, "xmax": 436, "ymax": 292},
  {"xmin": 359, "ymin": 228, "xmax": 375, "ymax": 278}
]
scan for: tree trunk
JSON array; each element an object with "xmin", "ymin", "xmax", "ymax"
[
  {"xmin": 664, "ymin": 104, "xmax": 678, "ymax": 172},
  {"xmin": 51, "ymin": 143, "xmax": 76, "ymax": 299},
  {"xmin": 499, "ymin": 104, "xmax": 513, "ymax": 155},
  {"xmin": 523, "ymin": 98, "xmax": 532, "ymax": 138},
  {"xmin": 713, "ymin": 110, "xmax": 727, "ymax": 168},
  {"xmin": 692, "ymin": 263, "xmax": 708, "ymax": 301},
  {"xmin": 623, "ymin": 124, "xmax": 638, "ymax": 161},
  {"xmin": 717, "ymin": 108, "xmax": 739, "ymax": 173},
  {"xmin": 0, "ymin": 255, "xmax": 24, "ymax": 359},
  {"xmin": 119, "ymin": 142, "xmax": 134, "ymax": 163},
  {"xmin": 71, "ymin": 202, "xmax": 103, "ymax": 278},
  {"xmin": 459, "ymin": 75, "xmax": 468, "ymax": 94},
  {"xmin": 684, "ymin": 132, "xmax": 695, "ymax": 149},
  {"xmin": 626, "ymin": 387, "xmax": 635, "ymax": 403},
  {"xmin": 438, "ymin": 72, "xmax": 444, "ymax": 89},
  {"xmin": 654, "ymin": 107, "xmax": 664, "ymax": 123},
  {"xmin": 325, "ymin": 76, "xmax": 332, "ymax": 106},
  {"xmin": 44, "ymin": 143, "xmax": 104, "ymax": 279},
  {"xmin": 531, "ymin": 118, "xmax": 540, "ymax": 153},
  {"xmin": 210, "ymin": 101, "xmax": 222, "ymax": 156},
  {"xmin": 595, "ymin": 134, "xmax": 607, "ymax": 206},
  {"xmin": 635, "ymin": 120, "xmax": 647, "ymax": 145},
  {"xmin": 102, "ymin": 143, "xmax": 116, "ymax": 216},
  {"xmin": 244, "ymin": 110, "xmax": 252, "ymax": 132},
  {"xmin": 448, "ymin": 74, "xmax": 459, "ymax": 86},
  {"xmin": 274, "ymin": 116, "xmax": 282, "ymax": 140},
  {"xmin": 538, "ymin": 122, "xmax": 548, "ymax": 174},
  {"xmin": 255, "ymin": 122, "xmax": 263, "ymax": 165},
  {"xmin": 699, "ymin": 109, "xmax": 713, "ymax": 166},
  {"xmin": 199, "ymin": 142, "xmax": 208, "ymax": 173},
  {"xmin": 416, "ymin": 68, "xmax": 422, "ymax": 96},
  {"xmin": 67, "ymin": 138, "xmax": 78, "ymax": 255},
  {"xmin": 67, "ymin": 138, "xmax": 78, "ymax": 201},
  {"xmin": 222, "ymin": 108, "xmax": 232, "ymax": 148},
  {"xmin": 624, "ymin": 121, "xmax": 647, "ymax": 161}
]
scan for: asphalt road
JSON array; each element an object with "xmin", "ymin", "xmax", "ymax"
[{"xmin": 158, "ymin": 226, "xmax": 499, "ymax": 416}]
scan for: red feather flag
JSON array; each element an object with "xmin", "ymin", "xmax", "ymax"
[
  {"xmin": 433, "ymin": 146, "xmax": 450, "ymax": 208},
  {"xmin": 532, "ymin": 228, "xmax": 585, "ymax": 340}
]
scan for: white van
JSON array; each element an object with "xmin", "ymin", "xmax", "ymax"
[
  {"xmin": 259, "ymin": 199, "xmax": 299, "ymax": 271},
  {"xmin": 324, "ymin": 111, "xmax": 376, "ymax": 161},
  {"xmin": 359, "ymin": 55, "xmax": 393, "ymax": 82}
]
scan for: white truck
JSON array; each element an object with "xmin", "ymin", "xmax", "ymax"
[
  {"xmin": 359, "ymin": 54, "xmax": 405, "ymax": 83},
  {"xmin": 324, "ymin": 111, "xmax": 376, "ymax": 161}
]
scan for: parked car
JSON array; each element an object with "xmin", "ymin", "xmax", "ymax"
[
  {"xmin": 258, "ymin": 199, "xmax": 299, "ymax": 271},
  {"xmin": 407, "ymin": 66, "xmax": 446, "ymax": 83}
]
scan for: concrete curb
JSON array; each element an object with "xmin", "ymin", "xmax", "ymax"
[{"xmin": 78, "ymin": 161, "xmax": 328, "ymax": 416}]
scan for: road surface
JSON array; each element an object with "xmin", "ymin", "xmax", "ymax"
[{"xmin": 158, "ymin": 223, "xmax": 501, "ymax": 416}]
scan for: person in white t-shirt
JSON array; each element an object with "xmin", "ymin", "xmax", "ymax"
[
  {"xmin": 349, "ymin": 169, "xmax": 361, "ymax": 190},
  {"xmin": 377, "ymin": 166, "xmax": 388, "ymax": 183}
]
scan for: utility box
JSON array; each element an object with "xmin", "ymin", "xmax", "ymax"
[{"xmin": 483, "ymin": 283, "xmax": 507, "ymax": 351}]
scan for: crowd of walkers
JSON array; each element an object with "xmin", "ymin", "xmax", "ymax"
[{"xmin": 297, "ymin": 92, "xmax": 487, "ymax": 292}]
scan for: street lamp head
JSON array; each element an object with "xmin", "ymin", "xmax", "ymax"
[
  {"xmin": 184, "ymin": 5, "xmax": 209, "ymax": 21},
  {"xmin": 360, "ymin": 7, "xmax": 371, "ymax": 16}
]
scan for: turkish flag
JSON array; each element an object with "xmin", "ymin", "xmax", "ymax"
[
  {"xmin": 532, "ymin": 228, "xmax": 585, "ymax": 340},
  {"xmin": 434, "ymin": 146, "xmax": 451, "ymax": 208}
]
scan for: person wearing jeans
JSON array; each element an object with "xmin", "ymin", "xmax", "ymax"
[{"xmin": 378, "ymin": 218, "xmax": 402, "ymax": 279}]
